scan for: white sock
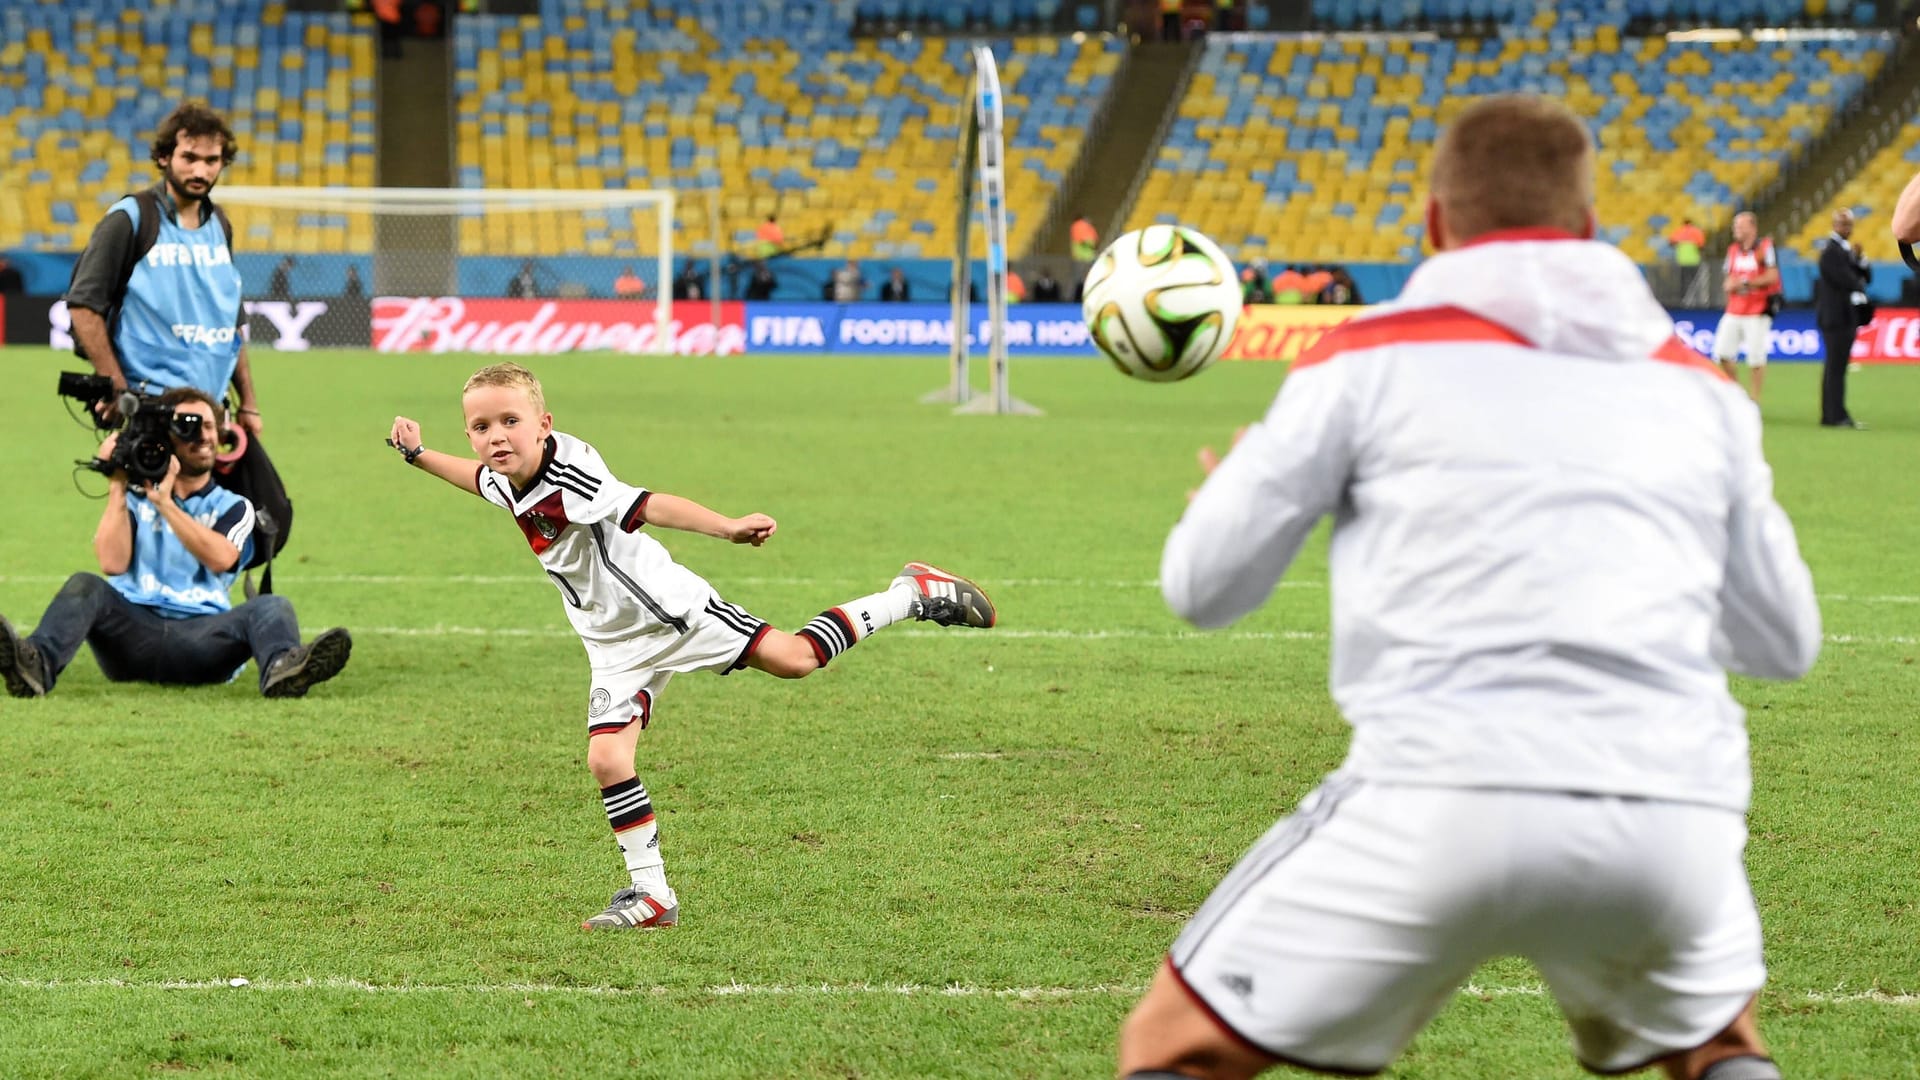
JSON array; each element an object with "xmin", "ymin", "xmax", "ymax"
[
  {"xmin": 798, "ymin": 583, "xmax": 916, "ymax": 665},
  {"xmin": 603, "ymin": 776, "xmax": 673, "ymax": 903},
  {"xmin": 841, "ymin": 582, "xmax": 916, "ymax": 640}
]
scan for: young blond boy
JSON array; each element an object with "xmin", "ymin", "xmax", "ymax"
[{"xmin": 389, "ymin": 362, "xmax": 996, "ymax": 929}]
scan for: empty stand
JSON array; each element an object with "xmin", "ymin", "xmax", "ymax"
[
  {"xmin": 454, "ymin": 0, "xmax": 1120, "ymax": 260},
  {"xmin": 1126, "ymin": 22, "xmax": 1890, "ymax": 267},
  {"xmin": 0, "ymin": 0, "xmax": 375, "ymax": 254}
]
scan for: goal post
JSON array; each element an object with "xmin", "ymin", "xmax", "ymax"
[
  {"xmin": 924, "ymin": 45, "xmax": 1042, "ymax": 416},
  {"xmin": 214, "ymin": 186, "xmax": 677, "ymax": 348}
]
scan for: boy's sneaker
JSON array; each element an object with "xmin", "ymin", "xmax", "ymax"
[
  {"xmin": 582, "ymin": 886, "xmax": 678, "ymax": 930},
  {"xmin": 261, "ymin": 628, "xmax": 353, "ymax": 698},
  {"xmin": 894, "ymin": 563, "xmax": 997, "ymax": 628},
  {"xmin": 0, "ymin": 615, "xmax": 49, "ymax": 698}
]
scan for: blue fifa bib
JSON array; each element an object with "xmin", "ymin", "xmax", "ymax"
[
  {"xmin": 109, "ymin": 196, "xmax": 244, "ymax": 399},
  {"xmin": 110, "ymin": 485, "xmax": 256, "ymax": 618}
]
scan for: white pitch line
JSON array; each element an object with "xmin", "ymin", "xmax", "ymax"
[
  {"xmin": 349, "ymin": 626, "xmax": 1916, "ymax": 648},
  {"xmin": 3, "ymin": 574, "xmax": 1915, "ymax": 607},
  {"xmin": 5, "ymin": 978, "xmax": 1914, "ymax": 1007},
  {"xmin": 3, "ymin": 571, "xmax": 1917, "ymax": 606}
]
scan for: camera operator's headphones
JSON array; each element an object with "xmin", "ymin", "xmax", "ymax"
[{"xmin": 1903, "ymin": 242, "xmax": 1920, "ymax": 273}]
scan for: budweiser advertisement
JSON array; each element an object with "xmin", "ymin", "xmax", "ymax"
[{"xmin": 372, "ymin": 298, "xmax": 747, "ymax": 356}]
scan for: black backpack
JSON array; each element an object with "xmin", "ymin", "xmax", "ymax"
[
  {"xmin": 68, "ymin": 188, "xmax": 234, "ymax": 360},
  {"xmin": 218, "ymin": 431, "xmax": 292, "ymax": 593}
]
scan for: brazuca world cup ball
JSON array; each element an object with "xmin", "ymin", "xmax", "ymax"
[{"xmin": 1081, "ymin": 225, "xmax": 1242, "ymax": 382}]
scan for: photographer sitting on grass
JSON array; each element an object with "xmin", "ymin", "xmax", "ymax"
[{"xmin": 0, "ymin": 388, "xmax": 348, "ymax": 699}]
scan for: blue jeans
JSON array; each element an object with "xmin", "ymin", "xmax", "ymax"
[{"xmin": 27, "ymin": 573, "xmax": 301, "ymax": 693}]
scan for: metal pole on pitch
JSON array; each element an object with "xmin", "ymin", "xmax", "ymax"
[
  {"xmin": 953, "ymin": 45, "xmax": 1041, "ymax": 416},
  {"xmin": 922, "ymin": 62, "xmax": 979, "ymax": 406}
]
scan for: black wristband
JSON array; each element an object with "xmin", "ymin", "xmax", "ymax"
[{"xmin": 403, "ymin": 444, "xmax": 425, "ymax": 465}]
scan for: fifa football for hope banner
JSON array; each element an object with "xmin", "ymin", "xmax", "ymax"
[{"xmin": 747, "ymin": 303, "xmax": 1094, "ymax": 354}]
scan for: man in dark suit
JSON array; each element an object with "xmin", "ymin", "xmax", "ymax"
[{"xmin": 1814, "ymin": 208, "xmax": 1869, "ymax": 429}]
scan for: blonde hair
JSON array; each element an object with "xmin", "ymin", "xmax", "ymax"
[
  {"xmin": 1430, "ymin": 95, "xmax": 1595, "ymax": 244},
  {"xmin": 462, "ymin": 362, "xmax": 546, "ymax": 414}
]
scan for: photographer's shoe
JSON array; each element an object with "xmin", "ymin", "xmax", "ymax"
[
  {"xmin": 0, "ymin": 616, "xmax": 48, "ymax": 698},
  {"xmin": 261, "ymin": 628, "xmax": 352, "ymax": 698}
]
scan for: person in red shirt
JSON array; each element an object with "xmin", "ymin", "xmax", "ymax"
[{"xmin": 1712, "ymin": 212, "xmax": 1780, "ymax": 405}]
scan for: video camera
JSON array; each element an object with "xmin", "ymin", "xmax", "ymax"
[{"xmin": 56, "ymin": 372, "xmax": 203, "ymax": 486}]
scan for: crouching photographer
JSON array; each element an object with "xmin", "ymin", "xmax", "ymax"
[{"xmin": 0, "ymin": 387, "xmax": 349, "ymax": 699}]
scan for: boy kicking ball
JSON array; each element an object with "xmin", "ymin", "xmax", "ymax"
[{"xmin": 388, "ymin": 362, "xmax": 996, "ymax": 930}]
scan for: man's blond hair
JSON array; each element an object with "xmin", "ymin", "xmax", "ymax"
[
  {"xmin": 463, "ymin": 362, "xmax": 546, "ymax": 414},
  {"xmin": 1431, "ymin": 95, "xmax": 1595, "ymax": 245}
]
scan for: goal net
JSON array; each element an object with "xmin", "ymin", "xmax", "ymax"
[{"xmin": 213, "ymin": 186, "xmax": 676, "ymax": 351}]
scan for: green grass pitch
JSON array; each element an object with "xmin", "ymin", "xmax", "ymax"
[{"xmin": 0, "ymin": 347, "xmax": 1915, "ymax": 1078}]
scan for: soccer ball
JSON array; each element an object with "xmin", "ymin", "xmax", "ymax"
[{"xmin": 1081, "ymin": 225, "xmax": 1242, "ymax": 382}]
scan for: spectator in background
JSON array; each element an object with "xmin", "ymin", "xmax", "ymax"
[
  {"xmin": 1270, "ymin": 265, "xmax": 1308, "ymax": 304},
  {"xmin": 1319, "ymin": 266, "xmax": 1359, "ymax": 305},
  {"xmin": 1031, "ymin": 267, "xmax": 1062, "ymax": 303},
  {"xmin": 1668, "ymin": 217, "xmax": 1705, "ymax": 269},
  {"xmin": 832, "ymin": 259, "xmax": 866, "ymax": 302},
  {"xmin": 672, "ymin": 262, "xmax": 706, "ymax": 302},
  {"xmin": 342, "ymin": 264, "xmax": 365, "ymax": 300},
  {"xmin": 1714, "ymin": 211, "xmax": 1779, "ymax": 405},
  {"xmin": 614, "ymin": 265, "xmax": 647, "ymax": 300},
  {"xmin": 756, "ymin": 214, "xmax": 785, "ymax": 260},
  {"xmin": 1240, "ymin": 266, "xmax": 1272, "ymax": 305},
  {"xmin": 879, "ymin": 267, "xmax": 911, "ymax": 302},
  {"xmin": 1070, "ymin": 215, "xmax": 1099, "ymax": 264},
  {"xmin": 1159, "ymin": 0, "xmax": 1181, "ymax": 39},
  {"xmin": 1006, "ymin": 268, "xmax": 1027, "ymax": 303},
  {"xmin": 1669, "ymin": 216, "xmax": 1707, "ymax": 295},
  {"xmin": 508, "ymin": 259, "xmax": 538, "ymax": 299},
  {"xmin": 1301, "ymin": 266, "xmax": 1334, "ymax": 302},
  {"xmin": 1814, "ymin": 208, "xmax": 1869, "ymax": 429},
  {"xmin": 744, "ymin": 260, "xmax": 778, "ymax": 301},
  {"xmin": 267, "ymin": 256, "xmax": 294, "ymax": 301},
  {"xmin": 0, "ymin": 255, "xmax": 23, "ymax": 294}
]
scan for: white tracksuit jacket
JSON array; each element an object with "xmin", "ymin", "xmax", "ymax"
[{"xmin": 1162, "ymin": 232, "xmax": 1821, "ymax": 812}]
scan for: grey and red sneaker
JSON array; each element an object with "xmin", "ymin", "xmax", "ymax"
[
  {"xmin": 893, "ymin": 563, "xmax": 997, "ymax": 628},
  {"xmin": 582, "ymin": 886, "xmax": 679, "ymax": 930}
]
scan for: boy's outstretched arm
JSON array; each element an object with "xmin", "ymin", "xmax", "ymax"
[
  {"xmin": 640, "ymin": 492, "xmax": 777, "ymax": 546},
  {"xmin": 388, "ymin": 416, "xmax": 482, "ymax": 496}
]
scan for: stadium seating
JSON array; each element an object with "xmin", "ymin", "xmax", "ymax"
[
  {"xmin": 1127, "ymin": 25, "xmax": 1891, "ymax": 266},
  {"xmin": 1785, "ymin": 106, "xmax": 1920, "ymax": 259},
  {"xmin": 1310, "ymin": 0, "xmax": 1887, "ymax": 31},
  {"xmin": 0, "ymin": 0, "xmax": 375, "ymax": 253},
  {"xmin": 851, "ymin": 0, "xmax": 1089, "ymax": 33},
  {"xmin": 454, "ymin": 0, "xmax": 1121, "ymax": 261}
]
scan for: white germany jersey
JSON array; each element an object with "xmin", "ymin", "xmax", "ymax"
[
  {"xmin": 477, "ymin": 431, "xmax": 717, "ymax": 669},
  {"xmin": 1162, "ymin": 233, "xmax": 1822, "ymax": 813}
]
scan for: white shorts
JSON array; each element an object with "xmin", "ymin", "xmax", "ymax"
[
  {"xmin": 1713, "ymin": 313, "xmax": 1773, "ymax": 365},
  {"xmin": 584, "ymin": 593, "xmax": 769, "ymax": 736},
  {"xmin": 1169, "ymin": 778, "xmax": 1763, "ymax": 1074}
]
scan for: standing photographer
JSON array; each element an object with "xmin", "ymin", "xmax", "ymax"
[
  {"xmin": 66, "ymin": 102, "xmax": 261, "ymax": 431},
  {"xmin": 0, "ymin": 389, "xmax": 348, "ymax": 699}
]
